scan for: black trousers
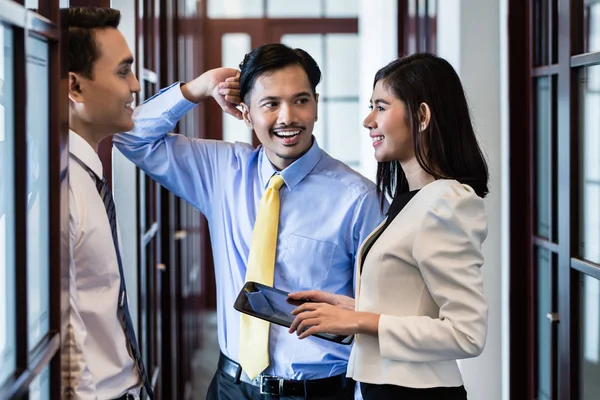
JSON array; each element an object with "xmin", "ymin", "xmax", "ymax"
[
  {"xmin": 206, "ymin": 370, "xmax": 355, "ymax": 400},
  {"xmin": 360, "ymin": 383, "xmax": 468, "ymax": 400}
]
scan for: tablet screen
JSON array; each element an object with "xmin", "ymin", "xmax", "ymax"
[{"xmin": 234, "ymin": 281, "xmax": 353, "ymax": 345}]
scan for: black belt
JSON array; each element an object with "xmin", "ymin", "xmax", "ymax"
[{"xmin": 218, "ymin": 352, "xmax": 353, "ymax": 397}]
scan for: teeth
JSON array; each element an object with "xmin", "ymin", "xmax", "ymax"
[
  {"xmin": 275, "ymin": 130, "xmax": 301, "ymax": 137},
  {"xmin": 372, "ymin": 136, "xmax": 384, "ymax": 142}
]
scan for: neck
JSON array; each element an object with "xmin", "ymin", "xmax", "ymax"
[
  {"xmin": 400, "ymin": 157, "xmax": 435, "ymax": 191},
  {"xmin": 69, "ymin": 117, "xmax": 110, "ymax": 153}
]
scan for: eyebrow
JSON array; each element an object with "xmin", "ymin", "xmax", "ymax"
[
  {"xmin": 371, "ymin": 98, "xmax": 391, "ymax": 105},
  {"xmin": 119, "ymin": 56, "xmax": 134, "ymax": 67},
  {"xmin": 258, "ymin": 92, "xmax": 313, "ymax": 103}
]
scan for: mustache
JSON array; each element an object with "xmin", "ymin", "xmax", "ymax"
[{"xmin": 271, "ymin": 124, "xmax": 305, "ymax": 132}]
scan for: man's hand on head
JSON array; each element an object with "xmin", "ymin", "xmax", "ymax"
[{"xmin": 181, "ymin": 68, "xmax": 242, "ymax": 120}]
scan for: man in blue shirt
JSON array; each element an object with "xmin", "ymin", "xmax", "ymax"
[{"xmin": 114, "ymin": 44, "xmax": 385, "ymax": 399}]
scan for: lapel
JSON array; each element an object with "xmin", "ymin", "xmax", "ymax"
[{"xmin": 354, "ymin": 218, "xmax": 387, "ymax": 300}]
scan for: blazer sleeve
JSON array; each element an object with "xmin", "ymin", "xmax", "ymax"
[{"xmin": 377, "ymin": 184, "xmax": 489, "ymax": 363}]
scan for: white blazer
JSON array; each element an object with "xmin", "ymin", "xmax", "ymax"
[{"xmin": 347, "ymin": 179, "xmax": 488, "ymax": 388}]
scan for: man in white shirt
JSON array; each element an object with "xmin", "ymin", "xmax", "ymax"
[{"xmin": 64, "ymin": 7, "xmax": 150, "ymax": 399}]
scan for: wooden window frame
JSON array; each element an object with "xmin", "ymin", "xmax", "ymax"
[{"xmin": 0, "ymin": 0, "xmax": 68, "ymax": 399}]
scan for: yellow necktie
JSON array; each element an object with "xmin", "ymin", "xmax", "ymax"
[{"xmin": 239, "ymin": 174, "xmax": 285, "ymax": 379}]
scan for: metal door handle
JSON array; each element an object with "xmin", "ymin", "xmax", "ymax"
[
  {"xmin": 546, "ymin": 312, "xmax": 560, "ymax": 323},
  {"xmin": 174, "ymin": 230, "xmax": 187, "ymax": 240}
]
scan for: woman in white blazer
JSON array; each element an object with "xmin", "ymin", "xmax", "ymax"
[{"xmin": 288, "ymin": 54, "xmax": 489, "ymax": 400}]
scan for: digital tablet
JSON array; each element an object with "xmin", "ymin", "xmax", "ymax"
[{"xmin": 234, "ymin": 281, "xmax": 354, "ymax": 345}]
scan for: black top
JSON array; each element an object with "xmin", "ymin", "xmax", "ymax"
[{"xmin": 360, "ymin": 190, "xmax": 420, "ymax": 273}]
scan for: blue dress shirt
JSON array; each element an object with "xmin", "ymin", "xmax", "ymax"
[{"xmin": 114, "ymin": 83, "xmax": 386, "ymax": 380}]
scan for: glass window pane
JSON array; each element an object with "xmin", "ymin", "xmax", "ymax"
[
  {"xmin": 325, "ymin": 101, "xmax": 360, "ymax": 166},
  {"xmin": 25, "ymin": 0, "xmax": 39, "ymax": 10},
  {"xmin": 28, "ymin": 365, "xmax": 50, "ymax": 400},
  {"xmin": 207, "ymin": 0, "xmax": 263, "ymax": 19},
  {"xmin": 579, "ymin": 273, "xmax": 600, "ymax": 400},
  {"xmin": 325, "ymin": 0, "xmax": 358, "ymax": 17},
  {"xmin": 60, "ymin": 0, "xmax": 69, "ymax": 7},
  {"xmin": 535, "ymin": 77, "xmax": 551, "ymax": 239},
  {"xmin": 584, "ymin": 1, "xmax": 600, "ymax": 53},
  {"xmin": 580, "ymin": 65, "xmax": 600, "ymax": 264},
  {"xmin": 0, "ymin": 24, "xmax": 15, "ymax": 384},
  {"xmin": 26, "ymin": 34, "xmax": 50, "ymax": 351},
  {"xmin": 325, "ymin": 34, "xmax": 359, "ymax": 98},
  {"xmin": 222, "ymin": 33, "xmax": 252, "ymax": 144},
  {"xmin": 535, "ymin": 247, "xmax": 554, "ymax": 400},
  {"xmin": 267, "ymin": 0, "xmax": 321, "ymax": 18}
]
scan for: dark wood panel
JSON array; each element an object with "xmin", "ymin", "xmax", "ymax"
[{"xmin": 509, "ymin": 0, "xmax": 534, "ymax": 398}]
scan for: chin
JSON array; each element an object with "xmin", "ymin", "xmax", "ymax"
[{"xmin": 117, "ymin": 120, "xmax": 135, "ymax": 133}]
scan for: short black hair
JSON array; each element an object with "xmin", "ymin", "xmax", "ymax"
[
  {"xmin": 66, "ymin": 7, "xmax": 121, "ymax": 79},
  {"xmin": 238, "ymin": 43, "xmax": 321, "ymax": 103},
  {"xmin": 374, "ymin": 53, "xmax": 489, "ymax": 209}
]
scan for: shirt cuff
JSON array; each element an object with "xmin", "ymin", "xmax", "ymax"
[{"xmin": 146, "ymin": 82, "xmax": 197, "ymax": 119}]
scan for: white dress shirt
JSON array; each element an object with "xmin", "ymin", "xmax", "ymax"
[
  {"xmin": 347, "ymin": 179, "xmax": 489, "ymax": 389},
  {"xmin": 66, "ymin": 130, "xmax": 140, "ymax": 399}
]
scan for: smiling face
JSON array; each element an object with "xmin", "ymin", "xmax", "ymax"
[
  {"xmin": 241, "ymin": 65, "xmax": 318, "ymax": 170},
  {"xmin": 69, "ymin": 27, "xmax": 141, "ymax": 138},
  {"xmin": 363, "ymin": 79, "xmax": 415, "ymax": 163}
]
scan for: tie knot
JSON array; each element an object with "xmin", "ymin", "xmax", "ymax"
[{"xmin": 268, "ymin": 175, "xmax": 285, "ymax": 191}]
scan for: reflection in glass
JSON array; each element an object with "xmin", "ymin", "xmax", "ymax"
[
  {"xmin": 26, "ymin": 34, "xmax": 50, "ymax": 351},
  {"xmin": 0, "ymin": 25, "xmax": 16, "ymax": 384},
  {"xmin": 536, "ymin": 247, "xmax": 553, "ymax": 400},
  {"xmin": 580, "ymin": 65, "xmax": 600, "ymax": 264},
  {"xmin": 584, "ymin": 1, "xmax": 600, "ymax": 53},
  {"xmin": 267, "ymin": 0, "xmax": 321, "ymax": 17},
  {"xmin": 207, "ymin": 0, "xmax": 263, "ymax": 19},
  {"xmin": 222, "ymin": 33, "xmax": 252, "ymax": 144},
  {"xmin": 29, "ymin": 365, "xmax": 50, "ymax": 400},
  {"xmin": 535, "ymin": 77, "xmax": 551, "ymax": 238},
  {"xmin": 579, "ymin": 274, "xmax": 600, "ymax": 400},
  {"xmin": 325, "ymin": 34, "xmax": 359, "ymax": 98}
]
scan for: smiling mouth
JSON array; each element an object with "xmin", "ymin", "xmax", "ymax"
[
  {"xmin": 372, "ymin": 135, "xmax": 384, "ymax": 142},
  {"xmin": 273, "ymin": 129, "xmax": 303, "ymax": 139}
]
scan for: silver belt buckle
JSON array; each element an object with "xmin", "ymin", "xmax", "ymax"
[{"xmin": 258, "ymin": 375, "xmax": 284, "ymax": 395}]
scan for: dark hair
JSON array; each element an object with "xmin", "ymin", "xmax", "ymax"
[
  {"xmin": 67, "ymin": 7, "xmax": 121, "ymax": 79},
  {"xmin": 239, "ymin": 43, "xmax": 321, "ymax": 103},
  {"xmin": 374, "ymin": 53, "xmax": 489, "ymax": 209}
]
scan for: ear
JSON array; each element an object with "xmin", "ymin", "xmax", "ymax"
[
  {"xmin": 418, "ymin": 102, "xmax": 431, "ymax": 132},
  {"xmin": 241, "ymin": 102, "xmax": 253, "ymax": 129},
  {"xmin": 68, "ymin": 72, "xmax": 85, "ymax": 103},
  {"xmin": 314, "ymin": 93, "xmax": 319, "ymax": 121}
]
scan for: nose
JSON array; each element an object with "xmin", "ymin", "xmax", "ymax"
[
  {"xmin": 277, "ymin": 102, "xmax": 297, "ymax": 126},
  {"xmin": 363, "ymin": 111, "xmax": 377, "ymax": 130},
  {"xmin": 130, "ymin": 73, "xmax": 141, "ymax": 94}
]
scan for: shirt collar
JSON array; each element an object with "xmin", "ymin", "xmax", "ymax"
[
  {"xmin": 69, "ymin": 130, "xmax": 104, "ymax": 179},
  {"xmin": 258, "ymin": 136, "xmax": 323, "ymax": 190}
]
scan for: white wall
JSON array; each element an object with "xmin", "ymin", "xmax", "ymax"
[
  {"xmin": 437, "ymin": 0, "xmax": 507, "ymax": 399},
  {"xmin": 111, "ymin": 0, "xmax": 140, "ymax": 332},
  {"xmin": 358, "ymin": 0, "xmax": 398, "ymax": 181}
]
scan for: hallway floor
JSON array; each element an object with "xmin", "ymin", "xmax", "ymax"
[{"xmin": 190, "ymin": 311, "xmax": 220, "ymax": 399}]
